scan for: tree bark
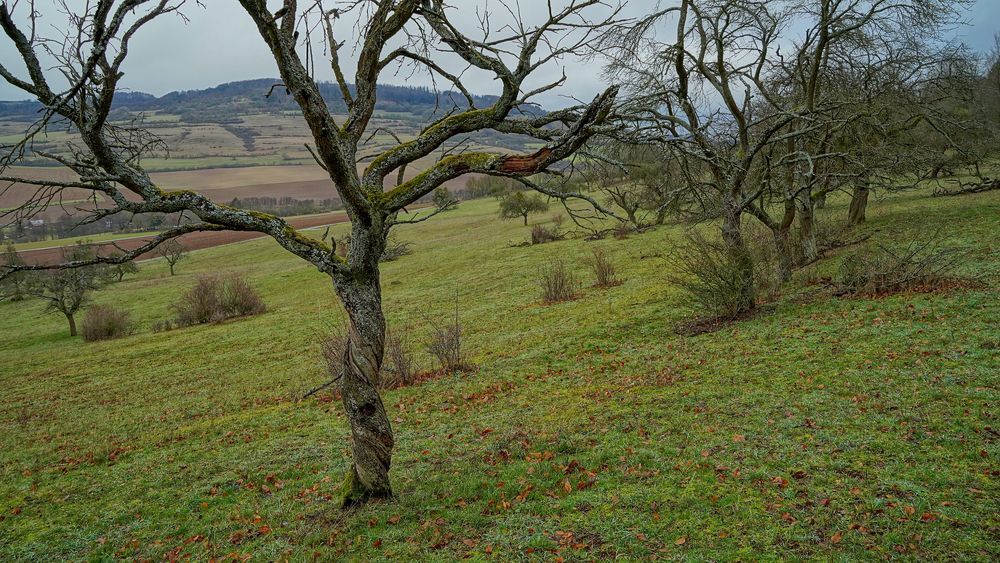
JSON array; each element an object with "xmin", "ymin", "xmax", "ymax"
[
  {"xmin": 814, "ymin": 192, "xmax": 827, "ymax": 209},
  {"xmin": 66, "ymin": 312, "xmax": 77, "ymax": 337},
  {"xmin": 721, "ymin": 197, "xmax": 755, "ymax": 313},
  {"xmin": 522, "ymin": 214, "xmax": 528, "ymax": 226},
  {"xmin": 848, "ymin": 185, "xmax": 869, "ymax": 226},
  {"xmin": 335, "ymin": 269, "xmax": 394, "ymax": 507},
  {"xmin": 797, "ymin": 194, "xmax": 818, "ymax": 264}
]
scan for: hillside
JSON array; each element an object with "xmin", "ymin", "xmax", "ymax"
[
  {"xmin": 0, "ymin": 79, "xmax": 514, "ymax": 123},
  {"xmin": 0, "ymin": 189, "xmax": 997, "ymax": 560}
]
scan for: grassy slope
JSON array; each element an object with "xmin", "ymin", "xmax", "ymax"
[{"xmin": 0, "ymin": 191, "xmax": 997, "ymax": 561}]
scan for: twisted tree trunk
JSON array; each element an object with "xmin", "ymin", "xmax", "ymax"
[
  {"xmin": 797, "ymin": 193, "xmax": 818, "ymax": 264},
  {"xmin": 335, "ymin": 267, "xmax": 394, "ymax": 507},
  {"xmin": 66, "ymin": 312, "xmax": 77, "ymax": 337},
  {"xmin": 848, "ymin": 185, "xmax": 870, "ymax": 226},
  {"xmin": 721, "ymin": 197, "xmax": 756, "ymax": 313}
]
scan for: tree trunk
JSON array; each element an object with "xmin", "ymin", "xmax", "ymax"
[
  {"xmin": 772, "ymin": 227, "xmax": 794, "ymax": 284},
  {"xmin": 169, "ymin": 262, "xmax": 176, "ymax": 276},
  {"xmin": 66, "ymin": 312, "xmax": 77, "ymax": 337},
  {"xmin": 848, "ymin": 185, "xmax": 869, "ymax": 226},
  {"xmin": 721, "ymin": 197, "xmax": 755, "ymax": 313},
  {"xmin": 796, "ymin": 194, "xmax": 818, "ymax": 264},
  {"xmin": 814, "ymin": 192, "xmax": 827, "ymax": 209},
  {"xmin": 522, "ymin": 214, "xmax": 528, "ymax": 226},
  {"xmin": 335, "ymin": 271, "xmax": 394, "ymax": 507}
]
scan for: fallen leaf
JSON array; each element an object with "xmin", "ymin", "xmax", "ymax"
[
  {"xmin": 831, "ymin": 531, "xmax": 843, "ymax": 544},
  {"xmin": 675, "ymin": 536, "xmax": 687, "ymax": 545}
]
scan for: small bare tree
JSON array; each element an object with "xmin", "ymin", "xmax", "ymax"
[
  {"xmin": 156, "ymin": 239, "xmax": 187, "ymax": 276},
  {"xmin": 0, "ymin": 0, "xmax": 622, "ymax": 506},
  {"xmin": 24, "ymin": 244, "xmax": 107, "ymax": 337},
  {"xmin": 499, "ymin": 191, "xmax": 550, "ymax": 226}
]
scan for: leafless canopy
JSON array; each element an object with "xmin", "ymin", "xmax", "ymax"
[{"xmin": 0, "ymin": 0, "xmax": 623, "ymax": 282}]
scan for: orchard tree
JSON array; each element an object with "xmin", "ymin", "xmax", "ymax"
[
  {"xmin": 0, "ymin": 0, "xmax": 621, "ymax": 506},
  {"xmin": 600, "ymin": 0, "xmax": 972, "ymax": 294},
  {"xmin": 499, "ymin": 191, "xmax": 550, "ymax": 225},
  {"xmin": 24, "ymin": 244, "xmax": 107, "ymax": 337},
  {"xmin": 156, "ymin": 239, "xmax": 187, "ymax": 276}
]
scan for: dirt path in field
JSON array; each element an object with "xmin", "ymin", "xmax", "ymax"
[{"xmin": 18, "ymin": 211, "xmax": 352, "ymax": 265}]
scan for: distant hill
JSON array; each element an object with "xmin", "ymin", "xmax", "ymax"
[{"xmin": 0, "ymin": 79, "xmax": 538, "ymax": 123}]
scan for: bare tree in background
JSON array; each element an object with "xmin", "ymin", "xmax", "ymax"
[
  {"xmin": 0, "ymin": 0, "xmax": 621, "ymax": 505},
  {"xmin": 156, "ymin": 239, "xmax": 187, "ymax": 276},
  {"xmin": 24, "ymin": 243, "xmax": 107, "ymax": 337},
  {"xmin": 600, "ymin": 0, "xmax": 972, "ymax": 292}
]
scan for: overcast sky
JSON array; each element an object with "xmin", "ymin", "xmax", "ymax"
[{"xmin": 0, "ymin": 1, "xmax": 996, "ymax": 107}]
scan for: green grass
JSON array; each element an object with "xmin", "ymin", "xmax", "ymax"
[{"xmin": 0, "ymin": 191, "xmax": 998, "ymax": 560}]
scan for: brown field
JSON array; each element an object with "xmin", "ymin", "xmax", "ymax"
[{"xmin": 17, "ymin": 210, "xmax": 352, "ymax": 265}]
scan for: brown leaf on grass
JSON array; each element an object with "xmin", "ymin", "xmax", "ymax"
[
  {"xmin": 831, "ymin": 531, "xmax": 843, "ymax": 544},
  {"xmin": 732, "ymin": 434, "xmax": 746, "ymax": 442},
  {"xmin": 562, "ymin": 479, "xmax": 573, "ymax": 494},
  {"xmin": 675, "ymin": 536, "xmax": 687, "ymax": 545},
  {"xmin": 388, "ymin": 515, "xmax": 401, "ymax": 525},
  {"xmin": 903, "ymin": 505, "xmax": 915, "ymax": 515}
]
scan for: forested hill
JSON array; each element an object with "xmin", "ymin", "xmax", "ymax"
[{"xmin": 0, "ymin": 79, "xmax": 525, "ymax": 123}]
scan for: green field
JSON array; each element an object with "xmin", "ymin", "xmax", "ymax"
[{"xmin": 1, "ymin": 191, "xmax": 998, "ymax": 560}]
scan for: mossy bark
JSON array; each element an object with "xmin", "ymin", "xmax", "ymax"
[
  {"xmin": 849, "ymin": 185, "xmax": 869, "ymax": 226},
  {"xmin": 335, "ymin": 262, "xmax": 394, "ymax": 508},
  {"xmin": 721, "ymin": 198, "xmax": 756, "ymax": 313}
]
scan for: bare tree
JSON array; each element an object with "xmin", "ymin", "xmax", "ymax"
[
  {"xmin": 499, "ymin": 191, "xmax": 550, "ymax": 225},
  {"xmin": 600, "ymin": 0, "xmax": 971, "ymax": 290},
  {"xmin": 0, "ymin": 0, "xmax": 621, "ymax": 506},
  {"xmin": 0, "ymin": 242, "xmax": 27, "ymax": 301},
  {"xmin": 156, "ymin": 239, "xmax": 187, "ymax": 276},
  {"xmin": 24, "ymin": 244, "xmax": 107, "ymax": 337}
]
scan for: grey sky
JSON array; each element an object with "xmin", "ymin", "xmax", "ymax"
[{"xmin": 0, "ymin": 1, "xmax": 996, "ymax": 107}]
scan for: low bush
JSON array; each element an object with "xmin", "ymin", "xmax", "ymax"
[
  {"xmin": 320, "ymin": 324, "xmax": 350, "ymax": 381},
  {"xmin": 835, "ymin": 240, "xmax": 965, "ymax": 296},
  {"xmin": 81, "ymin": 305, "xmax": 135, "ymax": 342},
  {"xmin": 587, "ymin": 247, "xmax": 621, "ymax": 288},
  {"xmin": 539, "ymin": 259, "xmax": 579, "ymax": 304},
  {"xmin": 530, "ymin": 224, "xmax": 563, "ymax": 245},
  {"xmin": 426, "ymin": 309, "xmax": 468, "ymax": 373},
  {"xmin": 381, "ymin": 236, "xmax": 413, "ymax": 262},
  {"xmin": 667, "ymin": 230, "xmax": 772, "ymax": 319},
  {"xmin": 172, "ymin": 273, "xmax": 266, "ymax": 327},
  {"xmin": 220, "ymin": 274, "xmax": 267, "ymax": 317},
  {"xmin": 383, "ymin": 326, "xmax": 416, "ymax": 389}
]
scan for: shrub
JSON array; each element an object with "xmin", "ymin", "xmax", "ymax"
[
  {"xmin": 81, "ymin": 305, "xmax": 134, "ymax": 342},
  {"xmin": 381, "ymin": 235, "xmax": 413, "ymax": 262},
  {"xmin": 172, "ymin": 273, "xmax": 265, "ymax": 327},
  {"xmin": 551, "ymin": 213, "xmax": 565, "ymax": 228},
  {"xmin": 427, "ymin": 309, "xmax": 468, "ymax": 373},
  {"xmin": 151, "ymin": 319, "xmax": 175, "ymax": 333},
  {"xmin": 383, "ymin": 326, "xmax": 416, "ymax": 389},
  {"xmin": 667, "ymin": 230, "xmax": 771, "ymax": 319},
  {"xmin": 172, "ymin": 275, "xmax": 222, "ymax": 326},
  {"xmin": 539, "ymin": 259, "xmax": 579, "ymax": 304},
  {"xmin": 530, "ymin": 224, "xmax": 563, "ymax": 245},
  {"xmin": 835, "ymin": 240, "xmax": 964, "ymax": 296},
  {"xmin": 613, "ymin": 223, "xmax": 633, "ymax": 240},
  {"xmin": 587, "ymin": 247, "xmax": 620, "ymax": 288},
  {"xmin": 220, "ymin": 274, "xmax": 267, "ymax": 317},
  {"xmin": 321, "ymin": 323, "xmax": 350, "ymax": 381}
]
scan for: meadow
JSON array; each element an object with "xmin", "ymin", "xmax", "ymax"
[{"xmin": 0, "ymin": 189, "xmax": 998, "ymax": 560}]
